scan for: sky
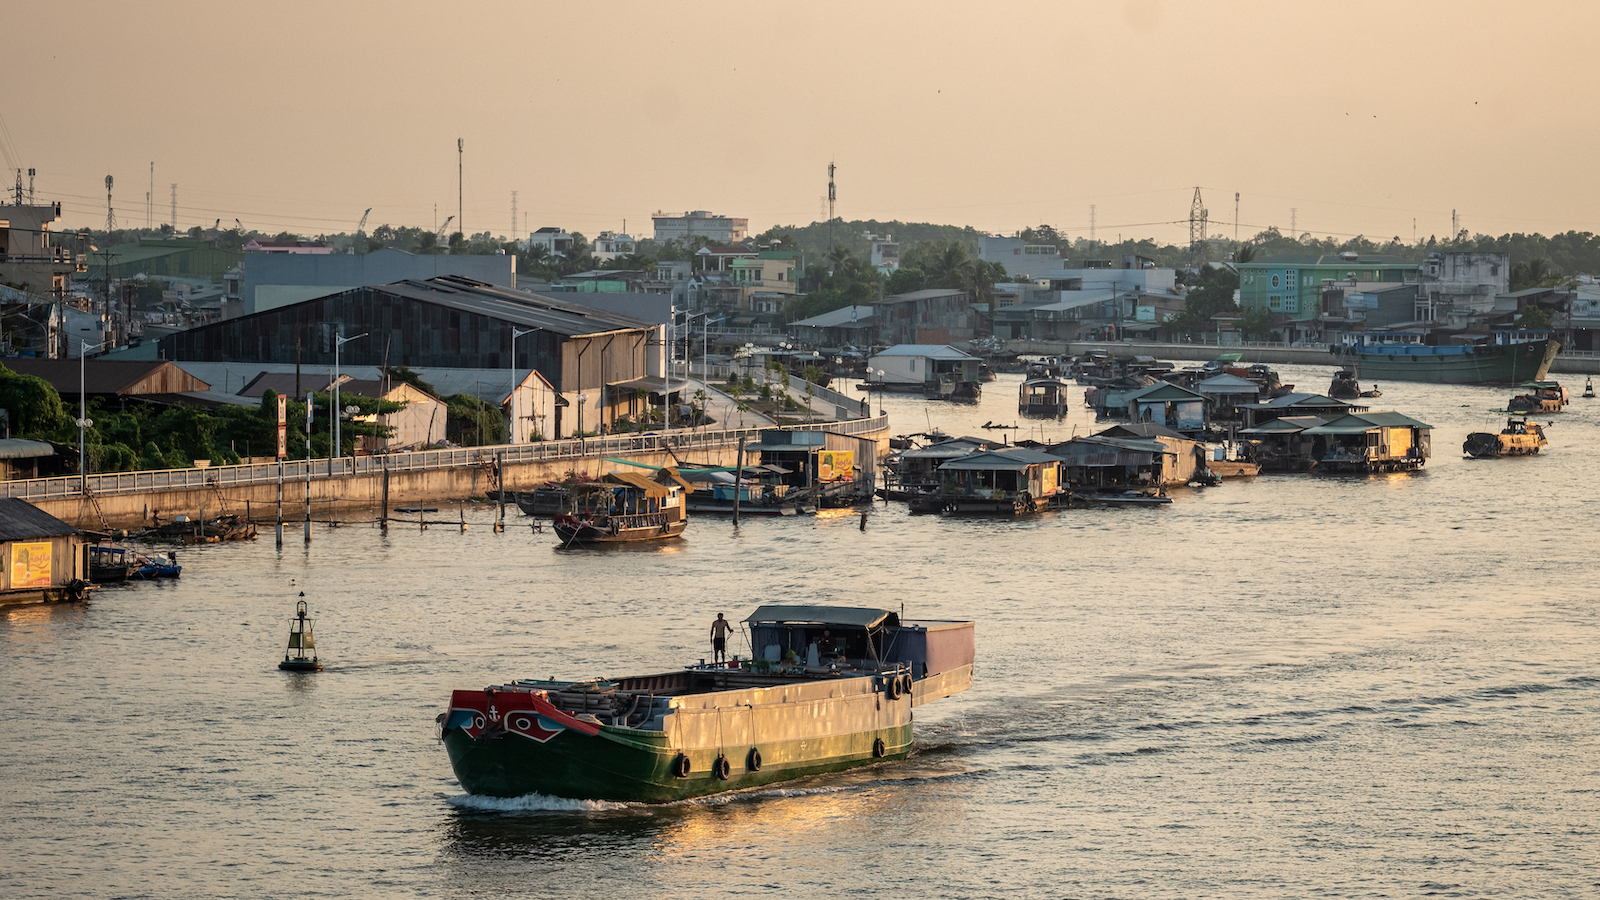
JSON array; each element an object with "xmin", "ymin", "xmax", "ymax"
[{"xmin": 6, "ymin": 1, "xmax": 1599, "ymax": 247}]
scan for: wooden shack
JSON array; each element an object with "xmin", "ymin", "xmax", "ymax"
[
  {"xmin": 1302, "ymin": 412, "xmax": 1434, "ymax": 473},
  {"xmin": 0, "ymin": 498, "xmax": 89, "ymax": 606},
  {"xmin": 935, "ymin": 447, "xmax": 1062, "ymax": 513}
]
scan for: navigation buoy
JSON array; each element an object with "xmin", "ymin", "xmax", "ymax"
[{"xmin": 278, "ymin": 597, "xmax": 322, "ymax": 671}]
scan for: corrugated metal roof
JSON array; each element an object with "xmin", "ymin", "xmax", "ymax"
[
  {"xmin": 1125, "ymin": 382, "xmax": 1205, "ymax": 402},
  {"xmin": 939, "ymin": 448, "xmax": 1060, "ymax": 471},
  {"xmin": 1095, "ymin": 422, "xmax": 1190, "ymax": 441},
  {"xmin": 1303, "ymin": 412, "xmax": 1433, "ymax": 434},
  {"xmin": 1240, "ymin": 416, "xmax": 1327, "ymax": 434},
  {"xmin": 374, "ymin": 279, "xmax": 650, "ymax": 337},
  {"xmin": 1047, "ymin": 436, "xmax": 1168, "ymax": 466},
  {"xmin": 0, "ymin": 438, "xmax": 54, "ymax": 460},
  {"xmin": 1197, "ymin": 374, "xmax": 1261, "ymax": 393},
  {"xmin": 870, "ymin": 344, "xmax": 977, "ymax": 360},
  {"xmin": 900, "ymin": 436, "xmax": 1000, "ymax": 459},
  {"xmin": 0, "ymin": 359, "xmax": 210, "ymax": 396},
  {"xmin": 0, "ymin": 497, "xmax": 78, "ymax": 541},
  {"xmin": 743, "ymin": 605, "xmax": 897, "ymax": 629}
]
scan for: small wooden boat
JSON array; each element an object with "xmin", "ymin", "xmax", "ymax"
[
  {"xmin": 515, "ymin": 484, "xmax": 572, "ymax": 517},
  {"xmin": 1018, "ymin": 377, "xmax": 1071, "ymax": 419},
  {"xmin": 278, "ymin": 599, "xmax": 321, "ymax": 672},
  {"xmin": 88, "ymin": 544, "xmax": 137, "ymax": 583},
  {"xmin": 1071, "ymin": 489, "xmax": 1173, "ymax": 506},
  {"xmin": 1206, "ymin": 459, "xmax": 1261, "ymax": 478},
  {"xmin": 1463, "ymin": 417, "xmax": 1547, "ymax": 458},
  {"xmin": 553, "ymin": 469, "xmax": 690, "ymax": 546},
  {"xmin": 1507, "ymin": 381, "xmax": 1568, "ymax": 414}
]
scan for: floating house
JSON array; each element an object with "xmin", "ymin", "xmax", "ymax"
[
  {"xmin": 1123, "ymin": 382, "xmax": 1207, "ymax": 435},
  {"xmin": 1195, "ymin": 373, "xmax": 1262, "ymax": 421},
  {"xmin": 1094, "ymin": 423, "xmax": 1202, "ymax": 485},
  {"xmin": 934, "ymin": 447, "xmax": 1063, "ymax": 513},
  {"xmin": 885, "ymin": 435, "xmax": 1004, "ymax": 496},
  {"xmin": 1302, "ymin": 412, "xmax": 1434, "ymax": 473},
  {"xmin": 755, "ymin": 429, "xmax": 877, "ymax": 507},
  {"xmin": 1018, "ymin": 377, "xmax": 1072, "ymax": 419},
  {"xmin": 866, "ymin": 345, "xmax": 983, "ymax": 399},
  {"xmin": 1046, "ymin": 435, "xmax": 1177, "ymax": 491},
  {"xmin": 0, "ymin": 498, "xmax": 90, "ymax": 606},
  {"xmin": 1237, "ymin": 416, "xmax": 1329, "ymax": 472},
  {"xmin": 1239, "ymin": 393, "xmax": 1362, "ymax": 429}
]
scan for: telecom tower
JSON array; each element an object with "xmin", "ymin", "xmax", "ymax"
[
  {"xmin": 1187, "ymin": 187, "xmax": 1207, "ymax": 250},
  {"xmin": 1089, "ymin": 204, "xmax": 1096, "ymax": 243},
  {"xmin": 511, "ymin": 190, "xmax": 517, "ymax": 239},
  {"xmin": 105, "ymin": 175, "xmax": 116, "ymax": 231},
  {"xmin": 827, "ymin": 161, "xmax": 837, "ymax": 250},
  {"xmin": 171, "ymin": 184, "xmax": 177, "ymax": 230},
  {"xmin": 457, "ymin": 138, "xmax": 464, "ymax": 242}
]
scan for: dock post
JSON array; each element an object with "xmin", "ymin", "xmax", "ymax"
[
  {"xmin": 495, "ymin": 451, "xmax": 505, "ymax": 532},
  {"xmin": 304, "ymin": 392, "xmax": 313, "ymax": 544},
  {"xmin": 460, "ymin": 504, "xmax": 467, "ymax": 533},
  {"xmin": 276, "ymin": 458, "xmax": 283, "ymax": 547},
  {"xmin": 380, "ymin": 457, "xmax": 389, "ymax": 531},
  {"xmin": 733, "ymin": 436, "xmax": 745, "ymax": 526}
]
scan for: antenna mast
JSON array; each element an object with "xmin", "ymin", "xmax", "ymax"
[
  {"xmin": 171, "ymin": 184, "xmax": 178, "ymax": 231},
  {"xmin": 27, "ymin": 168, "xmax": 34, "ymax": 204},
  {"xmin": 148, "ymin": 162, "xmax": 154, "ymax": 228},
  {"xmin": 510, "ymin": 190, "xmax": 517, "ymax": 241},
  {"xmin": 105, "ymin": 175, "xmax": 116, "ymax": 232},
  {"xmin": 827, "ymin": 161, "xmax": 837, "ymax": 249},
  {"xmin": 457, "ymin": 138, "xmax": 464, "ymax": 245},
  {"xmin": 1089, "ymin": 204, "xmax": 1096, "ymax": 243}
]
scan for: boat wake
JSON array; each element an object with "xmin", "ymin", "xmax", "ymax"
[{"xmin": 445, "ymin": 792, "xmax": 634, "ymax": 813}]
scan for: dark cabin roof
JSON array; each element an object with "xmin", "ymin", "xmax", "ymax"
[
  {"xmin": 0, "ymin": 497, "xmax": 79, "ymax": 541},
  {"xmin": 0, "ymin": 359, "xmax": 211, "ymax": 396}
]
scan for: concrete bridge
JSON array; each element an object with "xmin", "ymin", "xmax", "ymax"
[
  {"xmin": 1002, "ymin": 339, "xmax": 1600, "ymax": 375},
  {"xmin": 5, "ymin": 416, "xmax": 890, "ymax": 530}
]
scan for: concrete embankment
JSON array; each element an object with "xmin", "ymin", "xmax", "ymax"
[
  {"xmin": 21, "ymin": 419, "xmax": 890, "ymax": 530},
  {"xmin": 1003, "ymin": 340, "xmax": 1600, "ymax": 375}
]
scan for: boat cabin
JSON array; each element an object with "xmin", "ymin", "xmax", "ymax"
[
  {"xmin": 744, "ymin": 605, "xmax": 975, "ymax": 687},
  {"xmin": 1018, "ymin": 377, "xmax": 1072, "ymax": 418},
  {"xmin": 570, "ymin": 470, "xmax": 688, "ymax": 526}
]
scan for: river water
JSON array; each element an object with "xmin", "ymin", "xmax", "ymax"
[{"xmin": 3, "ymin": 363, "xmax": 1597, "ymax": 899}]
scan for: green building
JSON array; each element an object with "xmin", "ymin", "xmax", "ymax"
[{"xmin": 1238, "ymin": 253, "xmax": 1419, "ymax": 340}]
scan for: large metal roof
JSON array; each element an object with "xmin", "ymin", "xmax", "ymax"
[
  {"xmin": 938, "ymin": 448, "xmax": 1060, "ymax": 471},
  {"xmin": 1303, "ymin": 412, "xmax": 1434, "ymax": 435},
  {"xmin": 374, "ymin": 277, "xmax": 650, "ymax": 337}
]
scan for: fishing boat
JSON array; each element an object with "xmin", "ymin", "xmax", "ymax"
[
  {"xmin": 1506, "ymin": 381, "xmax": 1568, "ymax": 414},
  {"xmin": 1327, "ymin": 368, "xmax": 1361, "ymax": 400},
  {"xmin": 515, "ymin": 484, "xmax": 572, "ymax": 517},
  {"xmin": 553, "ymin": 470, "xmax": 689, "ymax": 545},
  {"xmin": 1463, "ymin": 417, "xmax": 1547, "ymax": 458},
  {"xmin": 88, "ymin": 544, "xmax": 183, "ymax": 582},
  {"xmin": 1070, "ymin": 489, "xmax": 1173, "ymax": 506},
  {"xmin": 1335, "ymin": 330, "xmax": 1559, "ymax": 385},
  {"xmin": 438, "ymin": 604, "xmax": 975, "ymax": 802}
]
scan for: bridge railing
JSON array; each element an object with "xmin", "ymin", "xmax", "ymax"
[{"xmin": 0, "ymin": 415, "xmax": 890, "ymax": 501}]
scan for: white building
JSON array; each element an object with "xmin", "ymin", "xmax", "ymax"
[
  {"xmin": 652, "ymin": 210, "xmax": 748, "ymax": 244},
  {"xmin": 867, "ymin": 233, "xmax": 900, "ymax": 273},
  {"xmin": 529, "ymin": 227, "xmax": 576, "ymax": 258},
  {"xmin": 591, "ymin": 231, "xmax": 636, "ymax": 261},
  {"xmin": 979, "ymin": 235, "xmax": 1064, "ymax": 279}
]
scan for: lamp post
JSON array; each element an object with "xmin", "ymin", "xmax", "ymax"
[
  {"xmin": 510, "ymin": 326, "xmax": 535, "ymax": 442},
  {"xmin": 333, "ymin": 331, "xmax": 367, "ymax": 458},
  {"xmin": 875, "ymin": 368, "xmax": 886, "ymax": 416},
  {"xmin": 576, "ymin": 393, "xmax": 589, "ymax": 438},
  {"xmin": 78, "ymin": 339, "xmax": 109, "ymax": 493}
]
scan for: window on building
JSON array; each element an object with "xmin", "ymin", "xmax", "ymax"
[{"xmin": 1269, "ymin": 295, "xmax": 1283, "ymax": 311}]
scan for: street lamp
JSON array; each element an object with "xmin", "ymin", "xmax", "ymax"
[
  {"xmin": 875, "ymin": 368, "xmax": 886, "ymax": 416},
  {"xmin": 576, "ymin": 393, "xmax": 589, "ymax": 437},
  {"xmin": 79, "ymin": 339, "xmax": 109, "ymax": 492},
  {"xmin": 510, "ymin": 326, "xmax": 536, "ymax": 442},
  {"xmin": 333, "ymin": 331, "xmax": 367, "ymax": 458}
]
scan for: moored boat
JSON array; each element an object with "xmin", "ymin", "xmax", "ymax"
[
  {"xmin": 553, "ymin": 469, "xmax": 689, "ymax": 545},
  {"xmin": 1463, "ymin": 417, "xmax": 1547, "ymax": 458},
  {"xmin": 1018, "ymin": 377, "xmax": 1071, "ymax": 419},
  {"xmin": 1336, "ymin": 330, "xmax": 1559, "ymax": 385},
  {"xmin": 438, "ymin": 605, "xmax": 975, "ymax": 802},
  {"xmin": 1506, "ymin": 381, "xmax": 1568, "ymax": 414}
]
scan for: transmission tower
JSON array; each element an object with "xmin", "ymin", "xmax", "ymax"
[
  {"xmin": 11, "ymin": 168, "xmax": 20, "ymax": 205},
  {"xmin": 104, "ymin": 175, "xmax": 116, "ymax": 231},
  {"xmin": 1188, "ymin": 187, "xmax": 1207, "ymax": 250},
  {"xmin": 510, "ymin": 190, "xmax": 517, "ymax": 239},
  {"xmin": 1290, "ymin": 208, "xmax": 1297, "ymax": 239},
  {"xmin": 170, "ymin": 184, "xmax": 177, "ymax": 230},
  {"xmin": 1089, "ymin": 204, "xmax": 1097, "ymax": 243}
]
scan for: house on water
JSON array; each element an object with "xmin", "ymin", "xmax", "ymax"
[
  {"xmin": 1238, "ymin": 415, "xmax": 1329, "ymax": 472},
  {"xmin": 866, "ymin": 345, "xmax": 983, "ymax": 400},
  {"xmin": 1302, "ymin": 412, "xmax": 1434, "ymax": 473},
  {"xmin": 1047, "ymin": 435, "xmax": 1178, "ymax": 491},
  {"xmin": 754, "ymin": 429, "xmax": 877, "ymax": 507},
  {"xmin": 1122, "ymin": 382, "xmax": 1208, "ymax": 436},
  {"xmin": 0, "ymin": 498, "xmax": 90, "ymax": 606},
  {"xmin": 1239, "ymin": 393, "xmax": 1362, "ymax": 429},
  {"xmin": 1195, "ymin": 373, "xmax": 1263, "ymax": 422},
  {"xmin": 934, "ymin": 447, "xmax": 1063, "ymax": 513},
  {"xmin": 885, "ymin": 435, "xmax": 1004, "ymax": 496},
  {"xmin": 1094, "ymin": 423, "xmax": 1203, "ymax": 485}
]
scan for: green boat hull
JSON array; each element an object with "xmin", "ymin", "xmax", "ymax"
[
  {"xmin": 442, "ymin": 720, "xmax": 913, "ymax": 803},
  {"xmin": 1346, "ymin": 338, "xmax": 1557, "ymax": 385}
]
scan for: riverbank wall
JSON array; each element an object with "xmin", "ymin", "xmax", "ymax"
[
  {"xmin": 10, "ymin": 417, "xmax": 890, "ymax": 530},
  {"xmin": 1002, "ymin": 340, "xmax": 1600, "ymax": 375}
]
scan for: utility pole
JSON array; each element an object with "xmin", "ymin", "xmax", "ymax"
[
  {"xmin": 1234, "ymin": 192, "xmax": 1240, "ymax": 245},
  {"xmin": 148, "ymin": 162, "xmax": 153, "ymax": 228}
]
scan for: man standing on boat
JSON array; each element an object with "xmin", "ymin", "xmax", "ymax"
[{"xmin": 710, "ymin": 613, "xmax": 733, "ymax": 665}]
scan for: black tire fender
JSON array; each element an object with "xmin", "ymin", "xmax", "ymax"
[
  {"xmin": 872, "ymin": 738, "xmax": 887, "ymax": 759},
  {"xmin": 714, "ymin": 755, "xmax": 732, "ymax": 780},
  {"xmin": 747, "ymin": 747, "xmax": 762, "ymax": 773},
  {"xmin": 671, "ymin": 753, "xmax": 691, "ymax": 778}
]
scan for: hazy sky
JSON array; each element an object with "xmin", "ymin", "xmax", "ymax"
[{"xmin": 7, "ymin": 1, "xmax": 1598, "ymax": 247}]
